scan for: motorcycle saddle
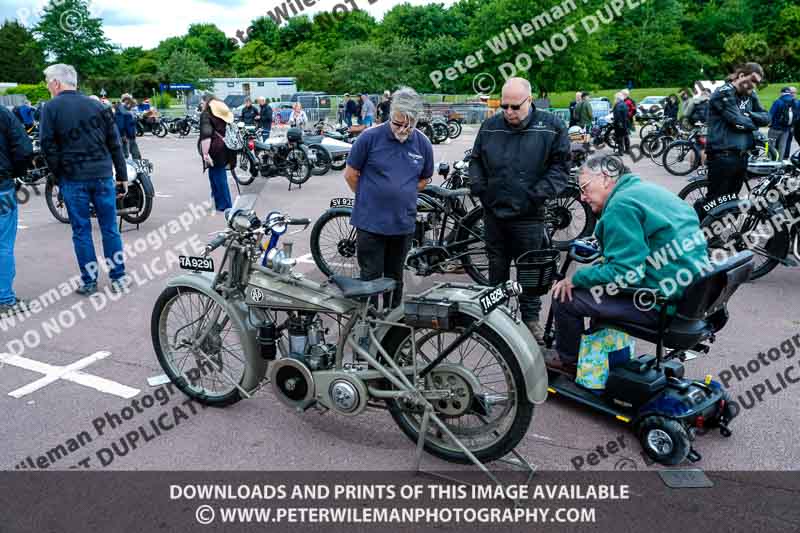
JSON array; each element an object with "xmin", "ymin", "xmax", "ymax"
[
  {"xmin": 332, "ymin": 276, "xmax": 396, "ymax": 299},
  {"xmin": 304, "ymin": 134, "xmax": 324, "ymax": 144}
]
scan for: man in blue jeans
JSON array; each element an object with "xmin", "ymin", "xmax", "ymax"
[
  {"xmin": 0, "ymin": 105, "xmax": 33, "ymax": 317},
  {"xmin": 39, "ymin": 64, "xmax": 129, "ymax": 296}
]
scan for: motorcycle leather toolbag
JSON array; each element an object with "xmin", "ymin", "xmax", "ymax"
[{"xmin": 404, "ymin": 297, "xmax": 459, "ymax": 330}]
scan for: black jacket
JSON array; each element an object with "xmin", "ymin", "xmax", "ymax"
[
  {"xmin": 613, "ymin": 101, "xmax": 629, "ymax": 130},
  {"xmin": 39, "ymin": 90, "xmax": 127, "ymax": 182},
  {"xmin": 240, "ymin": 105, "xmax": 258, "ymax": 126},
  {"xmin": 663, "ymin": 100, "xmax": 678, "ymax": 119},
  {"xmin": 0, "ymin": 105, "xmax": 33, "ymax": 192},
  {"xmin": 259, "ymin": 104, "xmax": 272, "ymax": 128},
  {"xmin": 469, "ymin": 107, "xmax": 570, "ymax": 219},
  {"xmin": 707, "ymin": 82, "xmax": 770, "ymax": 153}
]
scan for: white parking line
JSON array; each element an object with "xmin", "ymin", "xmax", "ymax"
[{"xmin": 0, "ymin": 351, "xmax": 140, "ymax": 399}]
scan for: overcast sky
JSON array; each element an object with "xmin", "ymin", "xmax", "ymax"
[{"xmin": 0, "ymin": 0, "xmax": 457, "ymax": 49}]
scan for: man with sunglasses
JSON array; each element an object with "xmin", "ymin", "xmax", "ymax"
[
  {"xmin": 705, "ymin": 62, "xmax": 770, "ymax": 204},
  {"xmin": 344, "ymin": 86, "xmax": 433, "ymax": 309},
  {"xmin": 469, "ymin": 77, "xmax": 570, "ymax": 344}
]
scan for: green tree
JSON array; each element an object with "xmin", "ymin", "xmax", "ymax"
[
  {"xmin": 157, "ymin": 49, "xmax": 212, "ymax": 89},
  {"xmin": 246, "ymin": 17, "xmax": 280, "ymax": 48},
  {"xmin": 231, "ymin": 40, "xmax": 274, "ymax": 75},
  {"xmin": 332, "ymin": 39, "xmax": 422, "ymax": 93},
  {"xmin": 33, "ymin": 0, "xmax": 113, "ymax": 80},
  {"xmin": 183, "ymin": 23, "xmax": 238, "ymax": 68},
  {"xmin": 0, "ymin": 21, "xmax": 46, "ymax": 84},
  {"xmin": 721, "ymin": 33, "xmax": 770, "ymax": 71},
  {"xmin": 277, "ymin": 16, "xmax": 313, "ymax": 50}
]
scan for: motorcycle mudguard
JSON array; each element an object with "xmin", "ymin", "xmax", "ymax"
[
  {"xmin": 137, "ymin": 173, "xmax": 155, "ymax": 197},
  {"xmin": 375, "ymin": 285, "xmax": 549, "ymax": 405},
  {"xmin": 165, "ymin": 273, "xmax": 267, "ymax": 395}
]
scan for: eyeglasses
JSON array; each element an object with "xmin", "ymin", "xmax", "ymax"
[
  {"xmin": 579, "ymin": 176, "xmax": 600, "ymax": 193},
  {"xmin": 390, "ymin": 119, "xmax": 415, "ymax": 131},
  {"xmin": 500, "ymin": 96, "xmax": 530, "ymax": 111}
]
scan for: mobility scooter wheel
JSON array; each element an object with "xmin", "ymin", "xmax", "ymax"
[{"xmin": 637, "ymin": 416, "xmax": 691, "ymax": 466}]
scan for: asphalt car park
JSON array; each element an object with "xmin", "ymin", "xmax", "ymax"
[{"xmin": 2, "ymin": 127, "xmax": 798, "ymax": 472}]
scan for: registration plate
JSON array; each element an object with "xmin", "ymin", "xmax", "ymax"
[
  {"xmin": 330, "ymin": 197, "xmax": 354, "ymax": 208},
  {"xmin": 179, "ymin": 256, "xmax": 214, "ymax": 272},
  {"xmin": 478, "ymin": 285, "xmax": 508, "ymax": 315}
]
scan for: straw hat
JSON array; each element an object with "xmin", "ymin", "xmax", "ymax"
[{"xmin": 208, "ymin": 99, "xmax": 234, "ymax": 124}]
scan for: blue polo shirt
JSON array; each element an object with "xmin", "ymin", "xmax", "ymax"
[{"xmin": 348, "ymin": 122, "xmax": 434, "ymax": 236}]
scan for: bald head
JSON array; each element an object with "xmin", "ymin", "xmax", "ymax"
[{"xmin": 500, "ymin": 77, "xmax": 532, "ymax": 127}]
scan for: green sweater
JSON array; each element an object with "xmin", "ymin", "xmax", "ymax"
[{"xmin": 572, "ymin": 174, "xmax": 709, "ymax": 302}]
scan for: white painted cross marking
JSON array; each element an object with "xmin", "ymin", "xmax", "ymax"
[{"xmin": 0, "ymin": 351, "xmax": 140, "ymax": 399}]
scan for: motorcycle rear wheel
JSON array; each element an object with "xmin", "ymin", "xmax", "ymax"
[
  {"xmin": 120, "ymin": 181, "xmax": 153, "ymax": 225},
  {"xmin": 309, "ymin": 144, "xmax": 332, "ymax": 176},
  {"xmin": 286, "ymin": 148, "xmax": 312, "ymax": 185},
  {"xmin": 381, "ymin": 318, "xmax": 534, "ymax": 464}
]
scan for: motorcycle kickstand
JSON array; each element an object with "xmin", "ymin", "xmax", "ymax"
[{"xmin": 412, "ymin": 404, "xmax": 536, "ymax": 508}]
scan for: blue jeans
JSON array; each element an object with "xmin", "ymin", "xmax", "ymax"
[
  {"xmin": 345, "ymin": 113, "xmax": 352, "ymax": 127},
  {"xmin": 208, "ymin": 165, "xmax": 233, "ymax": 212},
  {"xmin": 260, "ymin": 129, "xmax": 271, "ymax": 142},
  {"xmin": 0, "ymin": 186, "xmax": 18, "ymax": 305},
  {"xmin": 362, "ymin": 116, "xmax": 374, "ymax": 127},
  {"xmin": 60, "ymin": 178, "xmax": 125, "ymax": 286}
]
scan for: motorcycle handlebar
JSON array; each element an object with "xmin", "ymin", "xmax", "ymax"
[
  {"xmin": 204, "ymin": 234, "xmax": 227, "ymax": 255},
  {"xmin": 288, "ymin": 218, "xmax": 310, "ymax": 226}
]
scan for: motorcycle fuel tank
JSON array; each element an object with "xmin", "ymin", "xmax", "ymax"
[{"xmin": 245, "ymin": 267, "xmax": 358, "ymax": 315}]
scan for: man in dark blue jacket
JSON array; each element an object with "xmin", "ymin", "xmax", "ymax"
[
  {"xmin": 768, "ymin": 87, "xmax": 795, "ymax": 161},
  {"xmin": 115, "ymin": 94, "xmax": 141, "ymax": 160},
  {"xmin": 0, "ymin": 105, "xmax": 33, "ymax": 317},
  {"xmin": 39, "ymin": 64, "xmax": 129, "ymax": 296},
  {"xmin": 344, "ymin": 93, "xmax": 358, "ymax": 127}
]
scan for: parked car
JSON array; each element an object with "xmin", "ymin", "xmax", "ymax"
[
  {"xmin": 270, "ymin": 102, "xmax": 294, "ymax": 124},
  {"xmin": 638, "ymin": 96, "xmax": 667, "ymax": 114}
]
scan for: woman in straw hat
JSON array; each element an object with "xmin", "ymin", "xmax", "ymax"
[{"xmin": 198, "ymin": 94, "xmax": 235, "ymax": 211}]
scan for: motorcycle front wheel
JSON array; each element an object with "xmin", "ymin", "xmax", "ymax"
[
  {"xmin": 663, "ymin": 140, "xmax": 701, "ymax": 176},
  {"xmin": 151, "ymin": 286, "xmax": 248, "ymax": 407},
  {"xmin": 381, "ymin": 318, "xmax": 534, "ymax": 464},
  {"xmin": 309, "ymin": 144, "xmax": 332, "ymax": 176},
  {"xmin": 120, "ymin": 181, "xmax": 153, "ymax": 225},
  {"xmin": 286, "ymin": 148, "xmax": 312, "ymax": 185},
  {"xmin": 309, "ymin": 209, "xmax": 359, "ymax": 278},
  {"xmin": 45, "ymin": 179, "xmax": 70, "ymax": 224},
  {"xmin": 154, "ymin": 122, "xmax": 168, "ymax": 137},
  {"xmin": 455, "ymin": 207, "xmax": 490, "ymax": 285}
]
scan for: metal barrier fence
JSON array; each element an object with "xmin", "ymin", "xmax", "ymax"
[{"xmin": 0, "ymin": 95, "xmax": 26, "ymax": 108}]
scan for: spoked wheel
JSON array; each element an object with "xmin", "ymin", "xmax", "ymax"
[
  {"xmin": 310, "ymin": 209, "xmax": 360, "ymax": 278},
  {"xmin": 155, "ymin": 122, "xmax": 168, "ymax": 137},
  {"xmin": 663, "ymin": 141, "xmax": 701, "ymax": 176},
  {"xmin": 286, "ymin": 148, "xmax": 312, "ymax": 185},
  {"xmin": 547, "ymin": 190, "xmax": 596, "ymax": 251},
  {"xmin": 639, "ymin": 122, "xmax": 658, "ymax": 140},
  {"xmin": 455, "ymin": 207, "xmax": 490, "ymax": 285},
  {"xmin": 432, "ymin": 122, "xmax": 450, "ymax": 144},
  {"xmin": 309, "ymin": 144, "xmax": 332, "ymax": 176},
  {"xmin": 151, "ymin": 286, "xmax": 249, "ymax": 407},
  {"xmin": 647, "ymin": 135, "xmax": 674, "ymax": 165},
  {"xmin": 120, "ymin": 181, "xmax": 153, "ymax": 225},
  {"xmin": 447, "ymin": 120, "xmax": 462, "ymax": 139},
  {"xmin": 381, "ymin": 318, "xmax": 534, "ymax": 464},
  {"xmin": 700, "ymin": 207, "xmax": 789, "ymax": 280},
  {"xmin": 45, "ymin": 179, "xmax": 70, "ymax": 224}
]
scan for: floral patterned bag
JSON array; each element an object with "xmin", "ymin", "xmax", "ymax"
[{"xmin": 575, "ymin": 328, "xmax": 636, "ymax": 390}]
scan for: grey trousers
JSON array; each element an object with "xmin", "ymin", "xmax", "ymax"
[
  {"xmin": 552, "ymin": 289, "xmax": 660, "ymax": 364},
  {"xmin": 768, "ymin": 128, "xmax": 791, "ymax": 161},
  {"xmin": 122, "ymin": 137, "xmax": 142, "ymax": 160}
]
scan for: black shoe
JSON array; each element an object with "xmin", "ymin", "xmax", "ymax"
[
  {"xmin": 110, "ymin": 277, "xmax": 131, "ymax": 294},
  {"xmin": 0, "ymin": 299, "xmax": 30, "ymax": 318},
  {"xmin": 75, "ymin": 283, "xmax": 97, "ymax": 296}
]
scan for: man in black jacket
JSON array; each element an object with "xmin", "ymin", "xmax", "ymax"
[
  {"xmin": 706, "ymin": 62, "xmax": 770, "ymax": 201},
  {"xmin": 39, "ymin": 63, "xmax": 129, "ymax": 296},
  {"xmin": 0, "ymin": 105, "xmax": 33, "ymax": 317},
  {"xmin": 469, "ymin": 77, "xmax": 570, "ymax": 343},
  {"xmin": 256, "ymin": 97, "xmax": 272, "ymax": 140},
  {"xmin": 240, "ymin": 98, "xmax": 258, "ymax": 126}
]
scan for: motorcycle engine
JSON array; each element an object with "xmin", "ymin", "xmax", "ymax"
[{"xmin": 287, "ymin": 315, "xmax": 335, "ymax": 371}]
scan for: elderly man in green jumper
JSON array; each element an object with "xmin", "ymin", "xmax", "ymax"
[{"xmin": 547, "ymin": 155, "xmax": 710, "ymax": 374}]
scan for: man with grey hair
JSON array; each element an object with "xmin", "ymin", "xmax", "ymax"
[
  {"xmin": 344, "ymin": 86, "xmax": 434, "ymax": 308},
  {"xmin": 548, "ymin": 154, "xmax": 708, "ymax": 374},
  {"xmin": 39, "ymin": 63, "xmax": 129, "ymax": 296},
  {"xmin": 469, "ymin": 77, "xmax": 570, "ymax": 344}
]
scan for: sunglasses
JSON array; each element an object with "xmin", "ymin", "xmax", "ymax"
[{"xmin": 500, "ymin": 96, "xmax": 530, "ymax": 111}]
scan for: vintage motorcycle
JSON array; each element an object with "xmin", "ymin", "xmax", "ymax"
[
  {"xmin": 45, "ymin": 158, "xmax": 156, "ymax": 227},
  {"xmin": 235, "ymin": 126, "xmax": 313, "ymax": 189},
  {"xmin": 150, "ymin": 195, "xmax": 548, "ymax": 464}
]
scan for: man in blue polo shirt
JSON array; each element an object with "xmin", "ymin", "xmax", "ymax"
[{"xmin": 345, "ymin": 86, "xmax": 434, "ymax": 308}]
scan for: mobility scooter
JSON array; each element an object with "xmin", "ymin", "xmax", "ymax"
[{"xmin": 532, "ymin": 238, "xmax": 753, "ymax": 465}]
